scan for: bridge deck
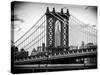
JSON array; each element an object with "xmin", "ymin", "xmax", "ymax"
[{"xmin": 14, "ymin": 48, "xmax": 97, "ymax": 64}]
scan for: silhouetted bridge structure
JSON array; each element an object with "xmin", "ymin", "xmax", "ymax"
[{"xmin": 14, "ymin": 47, "xmax": 97, "ymax": 65}]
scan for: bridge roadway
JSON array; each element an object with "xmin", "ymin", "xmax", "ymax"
[
  {"xmin": 14, "ymin": 63, "xmax": 97, "ymax": 73},
  {"xmin": 14, "ymin": 47, "xmax": 97, "ymax": 64}
]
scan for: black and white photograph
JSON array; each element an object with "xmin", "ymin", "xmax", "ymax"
[{"xmin": 11, "ymin": 1, "xmax": 97, "ymax": 74}]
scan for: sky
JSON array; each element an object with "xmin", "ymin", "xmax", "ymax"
[{"xmin": 11, "ymin": 1, "xmax": 97, "ymax": 55}]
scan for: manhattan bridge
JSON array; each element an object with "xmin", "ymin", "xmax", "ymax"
[{"xmin": 11, "ymin": 7, "xmax": 97, "ymax": 73}]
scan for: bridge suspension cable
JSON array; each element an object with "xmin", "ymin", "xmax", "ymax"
[
  {"xmin": 25, "ymin": 34, "xmax": 45, "ymax": 51},
  {"xmin": 69, "ymin": 15, "xmax": 97, "ymax": 37},
  {"xmin": 16, "ymin": 20, "xmax": 46, "ymax": 47},
  {"xmin": 23, "ymin": 28, "xmax": 46, "ymax": 49},
  {"xmin": 70, "ymin": 14, "xmax": 97, "ymax": 31},
  {"xmin": 14, "ymin": 14, "xmax": 45, "ymax": 44},
  {"xmin": 63, "ymin": 12, "xmax": 97, "ymax": 45},
  {"xmin": 63, "ymin": 12, "xmax": 97, "ymax": 35},
  {"xmin": 14, "ymin": 14, "xmax": 46, "ymax": 52}
]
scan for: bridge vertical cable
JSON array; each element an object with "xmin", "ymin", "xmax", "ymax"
[
  {"xmin": 64, "ymin": 13, "xmax": 97, "ymax": 48},
  {"xmin": 62, "ymin": 12, "xmax": 97, "ymax": 49},
  {"xmin": 14, "ymin": 14, "xmax": 46, "ymax": 55}
]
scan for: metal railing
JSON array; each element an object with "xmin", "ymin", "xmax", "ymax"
[{"xmin": 15, "ymin": 47, "xmax": 97, "ymax": 63}]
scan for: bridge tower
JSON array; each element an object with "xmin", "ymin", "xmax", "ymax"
[{"xmin": 45, "ymin": 7, "xmax": 70, "ymax": 52}]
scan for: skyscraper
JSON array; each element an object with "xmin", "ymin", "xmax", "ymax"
[{"xmin": 55, "ymin": 20, "xmax": 61, "ymax": 47}]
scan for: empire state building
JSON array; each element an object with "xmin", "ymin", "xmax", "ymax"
[{"xmin": 55, "ymin": 20, "xmax": 61, "ymax": 47}]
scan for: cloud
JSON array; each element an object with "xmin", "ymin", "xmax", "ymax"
[
  {"xmin": 84, "ymin": 6, "xmax": 97, "ymax": 10},
  {"xmin": 11, "ymin": 23, "xmax": 21, "ymax": 32},
  {"xmin": 11, "ymin": 2, "xmax": 24, "ymax": 32},
  {"xmin": 84, "ymin": 6, "xmax": 97, "ymax": 14},
  {"xmin": 11, "ymin": 16, "xmax": 23, "ymax": 32},
  {"xmin": 11, "ymin": 14, "xmax": 24, "ymax": 22},
  {"xmin": 11, "ymin": 13, "xmax": 24, "ymax": 32}
]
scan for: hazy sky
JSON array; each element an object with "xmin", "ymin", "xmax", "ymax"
[{"xmin": 12, "ymin": 1, "xmax": 97, "ymax": 54}]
